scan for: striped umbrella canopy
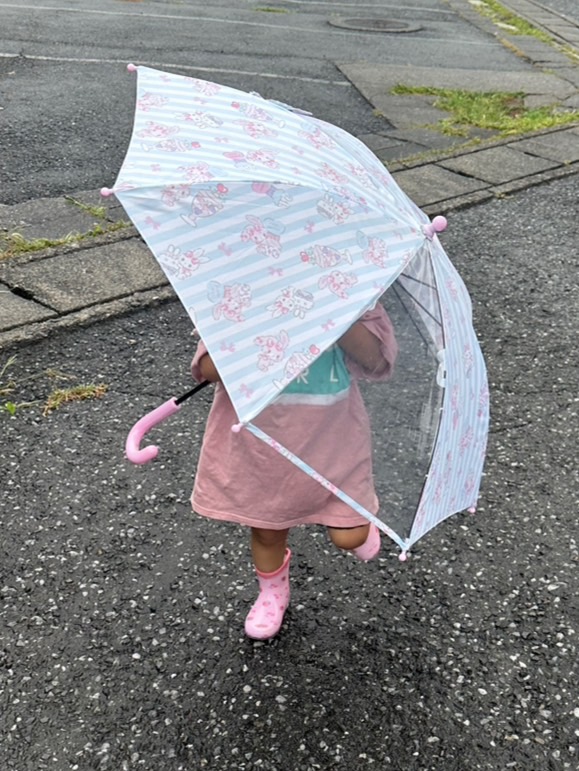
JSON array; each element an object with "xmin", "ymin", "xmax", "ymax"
[{"xmin": 105, "ymin": 65, "xmax": 489, "ymax": 557}]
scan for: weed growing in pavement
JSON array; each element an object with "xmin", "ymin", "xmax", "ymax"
[
  {"xmin": 472, "ymin": 0, "xmax": 553, "ymax": 42},
  {"xmin": 473, "ymin": 0, "xmax": 579, "ymax": 65},
  {"xmin": 0, "ymin": 356, "xmax": 26, "ymax": 415},
  {"xmin": 0, "ymin": 220, "xmax": 130, "ymax": 260},
  {"xmin": 391, "ymin": 85, "xmax": 579, "ymax": 137},
  {"xmin": 0, "ymin": 355, "xmax": 108, "ymax": 417},
  {"xmin": 1, "ymin": 231, "xmax": 82, "ymax": 258},
  {"xmin": 43, "ymin": 384, "xmax": 108, "ymax": 416},
  {"xmin": 64, "ymin": 195, "xmax": 108, "ymax": 220},
  {"xmin": 562, "ymin": 45, "xmax": 579, "ymax": 64}
]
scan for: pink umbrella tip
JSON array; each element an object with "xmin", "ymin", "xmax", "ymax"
[
  {"xmin": 231, "ymin": 422, "xmax": 243, "ymax": 433},
  {"xmin": 423, "ymin": 216, "xmax": 448, "ymax": 240},
  {"xmin": 127, "ymin": 63, "xmax": 138, "ymax": 73},
  {"xmin": 398, "ymin": 551, "xmax": 408, "ymax": 562},
  {"xmin": 468, "ymin": 506, "xmax": 477, "ymax": 514},
  {"xmin": 100, "ymin": 187, "xmax": 113, "ymax": 197}
]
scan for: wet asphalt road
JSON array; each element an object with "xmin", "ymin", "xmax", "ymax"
[
  {"xmin": 0, "ymin": 0, "xmax": 529, "ymax": 205},
  {"xmin": 1, "ymin": 174, "xmax": 578, "ymax": 770}
]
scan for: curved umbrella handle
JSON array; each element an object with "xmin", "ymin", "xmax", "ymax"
[{"xmin": 125, "ymin": 398, "xmax": 182, "ymax": 465}]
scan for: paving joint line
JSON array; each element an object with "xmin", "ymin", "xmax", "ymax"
[
  {"xmin": 421, "ymin": 159, "xmax": 579, "ymax": 215},
  {"xmin": 0, "ymin": 285, "xmax": 176, "ymax": 352},
  {"xmin": 387, "ymin": 123, "xmax": 579, "ymax": 173}
]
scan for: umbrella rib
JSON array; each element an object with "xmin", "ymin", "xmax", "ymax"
[
  {"xmin": 394, "ymin": 279, "xmax": 443, "ymax": 328},
  {"xmin": 390, "ymin": 283, "xmax": 433, "ymax": 353},
  {"xmin": 398, "ymin": 271, "xmax": 438, "ymax": 291}
]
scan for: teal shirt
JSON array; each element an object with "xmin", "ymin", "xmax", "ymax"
[{"xmin": 282, "ymin": 346, "xmax": 351, "ymax": 404}]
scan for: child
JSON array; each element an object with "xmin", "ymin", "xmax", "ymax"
[{"xmin": 191, "ymin": 304, "xmax": 398, "ymax": 640}]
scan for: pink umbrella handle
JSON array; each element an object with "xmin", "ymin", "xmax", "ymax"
[{"xmin": 125, "ymin": 398, "xmax": 182, "ymax": 464}]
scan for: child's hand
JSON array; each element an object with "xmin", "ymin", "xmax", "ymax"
[
  {"xmin": 338, "ymin": 322, "xmax": 388, "ymax": 375},
  {"xmin": 199, "ymin": 353, "xmax": 221, "ymax": 382}
]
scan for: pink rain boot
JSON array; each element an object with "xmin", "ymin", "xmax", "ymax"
[
  {"xmin": 352, "ymin": 523, "xmax": 381, "ymax": 561},
  {"xmin": 245, "ymin": 549, "xmax": 291, "ymax": 640}
]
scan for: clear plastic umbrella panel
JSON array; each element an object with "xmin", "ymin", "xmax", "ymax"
[{"xmin": 104, "ymin": 65, "xmax": 489, "ymax": 558}]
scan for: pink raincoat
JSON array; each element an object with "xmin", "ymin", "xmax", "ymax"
[{"xmin": 191, "ymin": 306, "xmax": 398, "ymax": 529}]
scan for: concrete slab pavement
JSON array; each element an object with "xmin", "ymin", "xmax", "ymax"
[
  {"xmin": 1, "ymin": 238, "xmax": 165, "ymax": 315},
  {"xmin": 1, "ymin": 0, "xmax": 579, "ymax": 351},
  {"xmin": 337, "ymin": 63, "xmax": 577, "ymax": 113},
  {"xmin": 0, "ymin": 190, "xmax": 128, "ymax": 244}
]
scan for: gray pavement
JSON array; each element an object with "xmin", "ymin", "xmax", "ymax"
[
  {"xmin": 1, "ymin": 1, "xmax": 579, "ymax": 770},
  {"xmin": 1, "ymin": 168, "xmax": 577, "ymax": 771}
]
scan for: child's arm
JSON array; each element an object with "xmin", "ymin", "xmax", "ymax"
[
  {"xmin": 198, "ymin": 353, "xmax": 221, "ymax": 383},
  {"xmin": 338, "ymin": 322, "xmax": 388, "ymax": 376},
  {"xmin": 192, "ymin": 339, "xmax": 221, "ymax": 383}
]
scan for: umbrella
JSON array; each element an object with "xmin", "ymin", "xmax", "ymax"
[{"xmin": 103, "ymin": 64, "xmax": 489, "ymax": 558}]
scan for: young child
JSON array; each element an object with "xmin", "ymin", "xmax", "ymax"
[{"xmin": 191, "ymin": 304, "xmax": 398, "ymax": 640}]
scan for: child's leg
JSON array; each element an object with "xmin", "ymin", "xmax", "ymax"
[
  {"xmin": 251, "ymin": 527, "xmax": 289, "ymax": 573},
  {"xmin": 246, "ymin": 527, "xmax": 291, "ymax": 640},
  {"xmin": 327, "ymin": 523, "xmax": 380, "ymax": 561},
  {"xmin": 327, "ymin": 524, "xmax": 370, "ymax": 550}
]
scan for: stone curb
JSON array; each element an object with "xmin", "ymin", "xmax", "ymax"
[
  {"xmin": 422, "ymin": 157, "xmax": 579, "ymax": 215},
  {"xmin": 2, "ymin": 145, "xmax": 578, "ymax": 352},
  {"xmin": 386, "ymin": 123, "xmax": 579, "ymax": 172},
  {"xmin": 0, "ymin": 286, "xmax": 176, "ymax": 351}
]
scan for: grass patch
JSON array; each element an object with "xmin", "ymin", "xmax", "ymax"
[
  {"xmin": 0, "ymin": 220, "xmax": 130, "ymax": 260},
  {"xmin": 1, "ymin": 231, "xmax": 83, "ymax": 257},
  {"xmin": 562, "ymin": 44, "xmax": 579, "ymax": 64},
  {"xmin": 0, "ymin": 194, "xmax": 130, "ymax": 260},
  {"xmin": 472, "ymin": 0, "xmax": 552, "ymax": 42},
  {"xmin": 0, "ymin": 356, "xmax": 28, "ymax": 415},
  {"xmin": 1, "ymin": 355, "xmax": 108, "ymax": 417},
  {"xmin": 65, "ymin": 195, "xmax": 108, "ymax": 220},
  {"xmin": 0, "ymin": 356, "xmax": 16, "ymax": 397},
  {"xmin": 43, "ymin": 384, "xmax": 108, "ymax": 416},
  {"xmin": 391, "ymin": 84, "xmax": 579, "ymax": 136}
]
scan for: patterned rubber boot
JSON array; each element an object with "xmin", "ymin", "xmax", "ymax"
[
  {"xmin": 245, "ymin": 548, "xmax": 291, "ymax": 640},
  {"xmin": 352, "ymin": 524, "xmax": 381, "ymax": 561}
]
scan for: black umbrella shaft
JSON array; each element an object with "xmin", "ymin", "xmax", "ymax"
[{"xmin": 175, "ymin": 380, "xmax": 211, "ymax": 405}]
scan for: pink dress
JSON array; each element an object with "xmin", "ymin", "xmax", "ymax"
[{"xmin": 191, "ymin": 306, "xmax": 398, "ymax": 530}]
